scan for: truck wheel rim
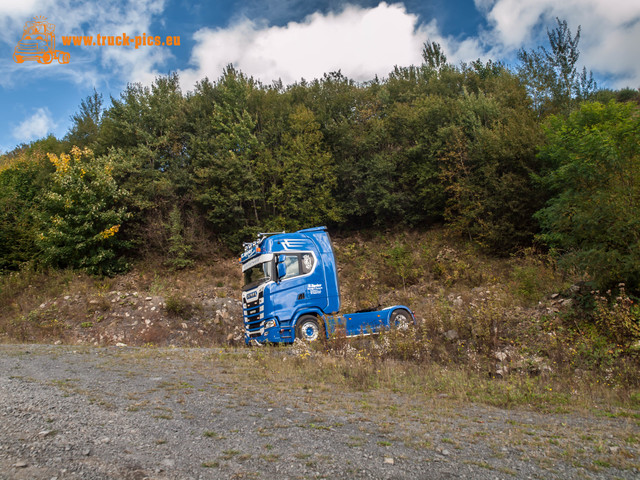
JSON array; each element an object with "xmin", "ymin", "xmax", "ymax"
[
  {"xmin": 395, "ymin": 313, "xmax": 410, "ymax": 330},
  {"xmin": 302, "ymin": 322, "xmax": 318, "ymax": 341}
]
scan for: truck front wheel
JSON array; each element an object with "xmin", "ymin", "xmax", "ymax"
[
  {"xmin": 390, "ymin": 308, "xmax": 413, "ymax": 330},
  {"xmin": 295, "ymin": 315, "xmax": 323, "ymax": 342}
]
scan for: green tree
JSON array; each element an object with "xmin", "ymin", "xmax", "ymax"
[
  {"xmin": 65, "ymin": 89, "xmax": 103, "ymax": 151},
  {"xmin": 267, "ymin": 105, "xmax": 342, "ymax": 230},
  {"xmin": 441, "ymin": 72, "xmax": 545, "ymax": 252},
  {"xmin": 421, "ymin": 40, "xmax": 448, "ymax": 71},
  {"xmin": 0, "ymin": 152, "xmax": 50, "ymax": 270},
  {"xmin": 38, "ymin": 147, "xmax": 131, "ymax": 275},
  {"xmin": 535, "ymin": 101, "xmax": 640, "ymax": 291},
  {"xmin": 518, "ymin": 18, "xmax": 596, "ymax": 116},
  {"xmin": 165, "ymin": 206, "xmax": 193, "ymax": 270},
  {"xmin": 188, "ymin": 67, "xmax": 262, "ymax": 245},
  {"xmin": 99, "ymin": 74, "xmax": 188, "ymax": 250}
]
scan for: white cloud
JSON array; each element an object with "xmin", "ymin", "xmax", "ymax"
[
  {"xmin": 179, "ymin": 2, "xmax": 486, "ymax": 90},
  {"xmin": 12, "ymin": 107, "xmax": 55, "ymax": 142},
  {"xmin": 477, "ymin": 0, "xmax": 640, "ymax": 88}
]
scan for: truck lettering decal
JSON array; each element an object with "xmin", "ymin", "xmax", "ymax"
[{"xmin": 307, "ymin": 283, "xmax": 322, "ymax": 295}]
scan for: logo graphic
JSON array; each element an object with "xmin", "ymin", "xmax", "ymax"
[{"xmin": 13, "ymin": 16, "xmax": 70, "ymax": 65}]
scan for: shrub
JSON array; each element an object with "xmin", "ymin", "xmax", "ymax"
[
  {"xmin": 535, "ymin": 101, "xmax": 640, "ymax": 292},
  {"xmin": 38, "ymin": 147, "xmax": 131, "ymax": 276},
  {"xmin": 165, "ymin": 206, "xmax": 194, "ymax": 270},
  {"xmin": 593, "ymin": 285, "xmax": 640, "ymax": 346}
]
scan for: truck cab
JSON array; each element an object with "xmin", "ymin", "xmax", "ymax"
[{"xmin": 240, "ymin": 226, "xmax": 414, "ymax": 344}]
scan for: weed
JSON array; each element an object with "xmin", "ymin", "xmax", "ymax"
[
  {"xmin": 165, "ymin": 295, "xmax": 199, "ymax": 320},
  {"xmin": 260, "ymin": 454, "xmax": 280, "ymax": 462}
]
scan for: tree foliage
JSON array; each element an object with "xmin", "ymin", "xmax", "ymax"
[
  {"xmin": 1, "ymin": 18, "xmax": 637, "ymax": 292},
  {"xmin": 38, "ymin": 147, "xmax": 131, "ymax": 275},
  {"xmin": 535, "ymin": 101, "xmax": 640, "ymax": 291},
  {"xmin": 518, "ymin": 18, "xmax": 596, "ymax": 116}
]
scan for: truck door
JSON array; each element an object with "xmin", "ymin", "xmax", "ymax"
[{"xmin": 271, "ymin": 252, "xmax": 326, "ymax": 322}]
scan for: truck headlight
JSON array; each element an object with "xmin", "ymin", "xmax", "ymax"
[{"xmin": 264, "ymin": 319, "xmax": 276, "ymax": 329}]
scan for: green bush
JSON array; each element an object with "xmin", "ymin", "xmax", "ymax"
[
  {"xmin": 536, "ymin": 101, "xmax": 640, "ymax": 292},
  {"xmin": 37, "ymin": 147, "xmax": 131, "ymax": 276}
]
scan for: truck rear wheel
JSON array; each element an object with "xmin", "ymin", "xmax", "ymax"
[
  {"xmin": 295, "ymin": 315, "xmax": 323, "ymax": 342},
  {"xmin": 390, "ymin": 308, "xmax": 413, "ymax": 330}
]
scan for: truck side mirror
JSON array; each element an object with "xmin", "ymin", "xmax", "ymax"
[{"xmin": 276, "ymin": 261, "xmax": 286, "ymax": 280}]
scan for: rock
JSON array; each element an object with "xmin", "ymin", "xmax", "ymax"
[
  {"xmin": 64, "ymin": 295, "xmax": 70, "ymax": 300},
  {"xmin": 444, "ymin": 329, "xmax": 458, "ymax": 341},
  {"xmin": 146, "ymin": 297, "xmax": 153, "ymax": 301},
  {"xmin": 436, "ymin": 447, "xmax": 451, "ymax": 456},
  {"xmin": 561, "ymin": 298, "xmax": 574, "ymax": 307},
  {"xmin": 82, "ymin": 448, "xmax": 91, "ymax": 456},
  {"xmin": 226, "ymin": 333, "xmax": 235, "ymax": 342},
  {"xmin": 89, "ymin": 300, "xmax": 99, "ymax": 304},
  {"xmin": 494, "ymin": 351, "xmax": 508, "ymax": 362},
  {"xmin": 609, "ymin": 446, "xmax": 619, "ymax": 454},
  {"xmin": 40, "ymin": 303, "xmax": 47, "ymax": 308},
  {"xmin": 13, "ymin": 461, "xmax": 27, "ymax": 468},
  {"xmin": 181, "ymin": 323, "xmax": 188, "ymax": 330},
  {"xmin": 550, "ymin": 293, "xmax": 560, "ymax": 299},
  {"xmin": 452, "ymin": 296, "xmax": 463, "ymax": 307},
  {"xmin": 161, "ymin": 458, "xmax": 175, "ymax": 467},
  {"xmin": 115, "ymin": 343, "xmax": 127, "ymax": 347},
  {"xmin": 383, "ymin": 457, "xmax": 394, "ymax": 465},
  {"xmin": 38, "ymin": 430, "xmax": 54, "ymax": 437}
]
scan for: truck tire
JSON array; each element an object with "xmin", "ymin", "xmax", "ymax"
[
  {"xmin": 390, "ymin": 308, "xmax": 413, "ymax": 330},
  {"xmin": 295, "ymin": 315, "xmax": 323, "ymax": 342}
]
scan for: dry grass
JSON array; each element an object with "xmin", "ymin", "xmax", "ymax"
[{"xmin": 1, "ymin": 227, "xmax": 639, "ymax": 410}]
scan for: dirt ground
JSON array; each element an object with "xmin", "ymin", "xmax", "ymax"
[{"xmin": 1, "ymin": 344, "xmax": 639, "ymax": 479}]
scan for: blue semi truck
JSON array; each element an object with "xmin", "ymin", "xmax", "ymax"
[{"xmin": 240, "ymin": 226, "xmax": 414, "ymax": 344}]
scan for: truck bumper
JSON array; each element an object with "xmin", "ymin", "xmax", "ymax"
[{"xmin": 244, "ymin": 325, "xmax": 294, "ymax": 344}]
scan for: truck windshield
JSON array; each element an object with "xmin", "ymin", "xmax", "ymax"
[{"xmin": 243, "ymin": 261, "xmax": 272, "ymax": 290}]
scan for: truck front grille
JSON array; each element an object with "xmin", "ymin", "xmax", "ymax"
[{"xmin": 243, "ymin": 291, "xmax": 264, "ymax": 337}]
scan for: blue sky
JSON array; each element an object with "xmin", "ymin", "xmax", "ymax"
[{"xmin": 1, "ymin": 0, "xmax": 639, "ymax": 154}]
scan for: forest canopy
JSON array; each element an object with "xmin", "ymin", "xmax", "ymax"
[{"xmin": 1, "ymin": 20, "xmax": 639, "ymax": 292}]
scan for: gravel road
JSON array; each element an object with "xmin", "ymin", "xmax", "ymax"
[{"xmin": 1, "ymin": 344, "xmax": 638, "ymax": 479}]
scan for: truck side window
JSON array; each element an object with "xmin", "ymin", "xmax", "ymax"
[{"xmin": 282, "ymin": 255, "xmax": 300, "ymax": 279}]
